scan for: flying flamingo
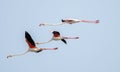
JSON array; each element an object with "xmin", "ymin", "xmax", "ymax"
[
  {"xmin": 39, "ymin": 18, "xmax": 99, "ymax": 26},
  {"xmin": 36, "ymin": 31, "xmax": 79, "ymax": 44},
  {"xmin": 7, "ymin": 31, "xmax": 58, "ymax": 58}
]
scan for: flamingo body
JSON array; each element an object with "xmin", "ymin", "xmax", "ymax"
[
  {"xmin": 52, "ymin": 31, "xmax": 79, "ymax": 44},
  {"xmin": 52, "ymin": 31, "xmax": 67, "ymax": 44},
  {"xmin": 7, "ymin": 31, "xmax": 58, "ymax": 58},
  {"xmin": 62, "ymin": 19, "xmax": 80, "ymax": 24},
  {"xmin": 61, "ymin": 18, "xmax": 99, "ymax": 24}
]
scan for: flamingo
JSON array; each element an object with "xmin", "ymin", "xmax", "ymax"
[
  {"xmin": 7, "ymin": 31, "xmax": 58, "ymax": 58},
  {"xmin": 61, "ymin": 18, "xmax": 99, "ymax": 24},
  {"xmin": 36, "ymin": 31, "xmax": 79, "ymax": 44},
  {"xmin": 39, "ymin": 18, "xmax": 99, "ymax": 26}
]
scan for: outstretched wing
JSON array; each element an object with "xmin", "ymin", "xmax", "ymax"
[
  {"xmin": 52, "ymin": 31, "xmax": 60, "ymax": 37},
  {"xmin": 61, "ymin": 39, "xmax": 67, "ymax": 44},
  {"xmin": 25, "ymin": 31, "xmax": 36, "ymax": 48}
]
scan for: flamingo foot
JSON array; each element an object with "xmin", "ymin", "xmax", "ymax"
[
  {"xmin": 54, "ymin": 48, "xmax": 58, "ymax": 50},
  {"xmin": 95, "ymin": 20, "xmax": 100, "ymax": 24},
  {"xmin": 75, "ymin": 37, "xmax": 79, "ymax": 39}
]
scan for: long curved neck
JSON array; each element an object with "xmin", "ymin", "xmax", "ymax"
[
  {"xmin": 13, "ymin": 51, "xmax": 29, "ymax": 56},
  {"xmin": 40, "ymin": 23, "xmax": 64, "ymax": 26},
  {"xmin": 7, "ymin": 50, "xmax": 29, "ymax": 58},
  {"xmin": 36, "ymin": 39, "xmax": 53, "ymax": 44}
]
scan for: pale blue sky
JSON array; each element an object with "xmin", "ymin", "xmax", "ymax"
[{"xmin": 0, "ymin": 0, "xmax": 120, "ymax": 72}]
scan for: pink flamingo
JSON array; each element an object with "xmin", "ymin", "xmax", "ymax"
[
  {"xmin": 7, "ymin": 31, "xmax": 58, "ymax": 58},
  {"xmin": 39, "ymin": 18, "xmax": 99, "ymax": 26},
  {"xmin": 61, "ymin": 18, "xmax": 99, "ymax": 24},
  {"xmin": 36, "ymin": 31, "xmax": 79, "ymax": 44}
]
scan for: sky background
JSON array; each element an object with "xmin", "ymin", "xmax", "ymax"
[{"xmin": 0, "ymin": 0, "xmax": 120, "ymax": 72}]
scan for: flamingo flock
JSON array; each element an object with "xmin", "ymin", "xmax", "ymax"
[
  {"xmin": 40, "ymin": 18, "xmax": 99, "ymax": 26},
  {"xmin": 7, "ymin": 18, "xmax": 100, "ymax": 58}
]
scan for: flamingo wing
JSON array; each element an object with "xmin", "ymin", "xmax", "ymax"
[
  {"xmin": 25, "ymin": 31, "xmax": 36, "ymax": 48},
  {"xmin": 52, "ymin": 31, "xmax": 60, "ymax": 37},
  {"xmin": 61, "ymin": 19, "xmax": 65, "ymax": 22},
  {"xmin": 61, "ymin": 39, "xmax": 67, "ymax": 44}
]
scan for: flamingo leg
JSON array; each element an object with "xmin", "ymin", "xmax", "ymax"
[
  {"xmin": 40, "ymin": 47, "xmax": 58, "ymax": 50},
  {"xmin": 80, "ymin": 20, "xmax": 99, "ymax": 23},
  {"xmin": 62, "ymin": 36, "xmax": 79, "ymax": 39}
]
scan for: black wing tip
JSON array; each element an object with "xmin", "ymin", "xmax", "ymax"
[
  {"xmin": 25, "ymin": 31, "xmax": 31, "ymax": 39},
  {"xmin": 64, "ymin": 42, "xmax": 67, "ymax": 44},
  {"xmin": 61, "ymin": 19, "xmax": 65, "ymax": 22},
  {"xmin": 52, "ymin": 31, "xmax": 60, "ymax": 34},
  {"xmin": 61, "ymin": 39, "xmax": 67, "ymax": 44},
  {"xmin": 64, "ymin": 41, "xmax": 67, "ymax": 44},
  {"xmin": 25, "ymin": 31, "xmax": 30, "ymax": 36},
  {"xmin": 25, "ymin": 31, "xmax": 28, "ymax": 34}
]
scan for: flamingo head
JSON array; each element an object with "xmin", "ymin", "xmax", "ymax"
[
  {"xmin": 7, "ymin": 55, "xmax": 13, "ymax": 59},
  {"xmin": 39, "ymin": 23, "xmax": 46, "ymax": 26}
]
